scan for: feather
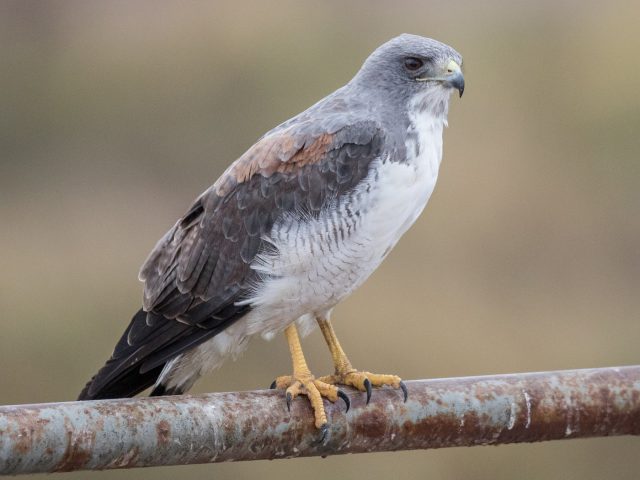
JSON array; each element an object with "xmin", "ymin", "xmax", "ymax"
[{"xmin": 79, "ymin": 120, "xmax": 384, "ymax": 400}]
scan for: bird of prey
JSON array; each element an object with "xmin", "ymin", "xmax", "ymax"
[{"xmin": 79, "ymin": 34, "xmax": 464, "ymax": 434}]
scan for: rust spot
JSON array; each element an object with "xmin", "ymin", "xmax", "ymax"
[
  {"xmin": 54, "ymin": 429, "xmax": 95, "ymax": 472},
  {"xmin": 7, "ymin": 409, "xmax": 50, "ymax": 456},
  {"xmin": 353, "ymin": 408, "xmax": 387, "ymax": 439},
  {"xmin": 12, "ymin": 427, "xmax": 31, "ymax": 455},
  {"xmin": 94, "ymin": 416, "xmax": 105, "ymax": 431},
  {"xmin": 107, "ymin": 446, "xmax": 140, "ymax": 469},
  {"xmin": 156, "ymin": 420, "xmax": 171, "ymax": 446}
]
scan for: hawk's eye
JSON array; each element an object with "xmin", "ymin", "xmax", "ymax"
[{"xmin": 404, "ymin": 57, "xmax": 424, "ymax": 71}]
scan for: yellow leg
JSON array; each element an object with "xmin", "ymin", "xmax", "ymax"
[
  {"xmin": 271, "ymin": 324, "xmax": 349, "ymax": 431},
  {"xmin": 316, "ymin": 317, "xmax": 407, "ymax": 403}
]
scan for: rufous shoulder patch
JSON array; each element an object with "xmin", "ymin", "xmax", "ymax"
[{"xmin": 214, "ymin": 131, "xmax": 334, "ymax": 196}]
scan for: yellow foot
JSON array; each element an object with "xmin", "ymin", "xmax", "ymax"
[
  {"xmin": 270, "ymin": 373, "xmax": 351, "ymax": 431},
  {"xmin": 318, "ymin": 370, "xmax": 408, "ymax": 404}
]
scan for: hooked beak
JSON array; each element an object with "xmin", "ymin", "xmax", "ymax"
[
  {"xmin": 416, "ymin": 59, "xmax": 465, "ymax": 97},
  {"xmin": 444, "ymin": 59, "xmax": 464, "ymax": 97}
]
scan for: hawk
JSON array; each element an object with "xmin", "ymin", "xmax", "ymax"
[{"xmin": 79, "ymin": 34, "xmax": 464, "ymax": 435}]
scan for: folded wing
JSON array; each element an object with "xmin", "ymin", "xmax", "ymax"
[{"xmin": 79, "ymin": 120, "xmax": 385, "ymax": 399}]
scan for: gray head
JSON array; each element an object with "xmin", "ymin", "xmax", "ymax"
[{"xmin": 351, "ymin": 34, "xmax": 464, "ymax": 118}]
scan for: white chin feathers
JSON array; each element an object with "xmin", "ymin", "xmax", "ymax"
[{"xmin": 410, "ymin": 85, "xmax": 452, "ymax": 121}]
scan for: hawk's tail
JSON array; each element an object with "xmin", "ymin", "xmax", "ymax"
[
  {"xmin": 77, "ymin": 309, "xmax": 173, "ymax": 400},
  {"xmin": 78, "ymin": 363, "xmax": 169, "ymax": 400},
  {"xmin": 78, "ymin": 303, "xmax": 248, "ymax": 401}
]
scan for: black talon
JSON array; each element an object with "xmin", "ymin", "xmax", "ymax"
[
  {"xmin": 286, "ymin": 392, "xmax": 293, "ymax": 412},
  {"xmin": 399, "ymin": 381, "xmax": 408, "ymax": 402},
  {"xmin": 364, "ymin": 378, "xmax": 372, "ymax": 405},
  {"xmin": 314, "ymin": 423, "xmax": 330, "ymax": 445},
  {"xmin": 270, "ymin": 380, "xmax": 277, "ymax": 390},
  {"xmin": 337, "ymin": 390, "xmax": 350, "ymax": 413}
]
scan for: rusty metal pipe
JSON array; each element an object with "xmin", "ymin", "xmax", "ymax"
[{"xmin": 1, "ymin": 366, "xmax": 639, "ymax": 474}]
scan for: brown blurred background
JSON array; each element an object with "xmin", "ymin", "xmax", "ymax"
[{"xmin": 1, "ymin": 1, "xmax": 639, "ymax": 478}]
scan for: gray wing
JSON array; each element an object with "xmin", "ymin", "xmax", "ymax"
[{"xmin": 79, "ymin": 119, "xmax": 386, "ymax": 399}]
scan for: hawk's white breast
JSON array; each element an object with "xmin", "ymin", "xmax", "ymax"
[
  {"xmin": 240, "ymin": 109, "xmax": 445, "ymax": 338},
  {"xmin": 157, "ymin": 109, "xmax": 447, "ymax": 389}
]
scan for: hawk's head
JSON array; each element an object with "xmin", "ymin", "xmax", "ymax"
[{"xmin": 353, "ymin": 34, "xmax": 464, "ymax": 118}]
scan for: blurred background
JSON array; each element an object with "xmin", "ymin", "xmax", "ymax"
[{"xmin": 1, "ymin": 0, "xmax": 639, "ymax": 478}]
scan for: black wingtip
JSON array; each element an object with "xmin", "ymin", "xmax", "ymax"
[
  {"xmin": 150, "ymin": 384, "xmax": 185, "ymax": 397},
  {"xmin": 149, "ymin": 384, "xmax": 168, "ymax": 397},
  {"xmin": 77, "ymin": 383, "xmax": 94, "ymax": 401}
]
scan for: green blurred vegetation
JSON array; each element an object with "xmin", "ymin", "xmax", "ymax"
[{"xmin": 1, "ymin": 1, "xmax": 639, "ymax": 478}]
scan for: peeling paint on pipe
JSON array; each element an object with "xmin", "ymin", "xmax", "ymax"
[{"xmin": 1, "ymin": 366, "xmax": 639, "ymax": 474}]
